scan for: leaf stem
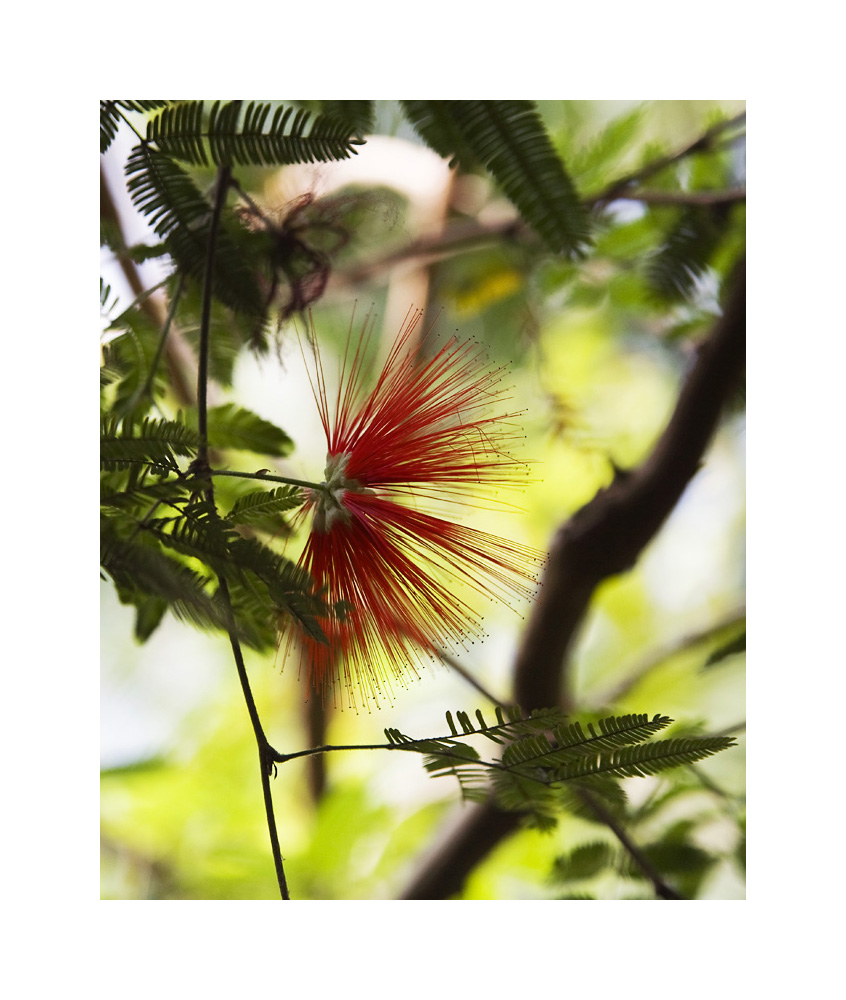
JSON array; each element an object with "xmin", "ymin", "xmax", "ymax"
[
  {"xmin": 208, "ymin": 468, "xmax": 319, "ymax": 492},
  {"xmin": 196, "ymin": 164, "xmax": 291, "ymax": 900},
  {"xmin": 575, "ymin": 787, "xmax": 684, "ymax": 900}
]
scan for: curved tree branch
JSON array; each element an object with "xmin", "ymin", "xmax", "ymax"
[{"xmin": 399, "ymin": 260, "xmax": 745, "ymax": 899}]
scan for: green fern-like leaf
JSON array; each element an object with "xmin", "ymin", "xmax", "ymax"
[
  {"xmin": 101, "ymin": 101, "xmax": 122, "ymax": 154},
  {"xmin": 101, "ymin": 101, "xmax": 172, "ymax": 154},
  {"xmin": 552, "ymin": 841, "xmax": 616, "ymax": 882},
  {"xmin": 100, "ymin": 473, "xmax": 192, "ymax": 514},
  {"xmin": 125, "ymin": 144, "xmax": 265, "ymax": 316},
  {"xmin": 386, "ymin": 708, "xmax": 734, "ymax": 829},
  {"xmin": 400, "ymin": 100, "xmax": 476, "ymax": 164},
  {"xmin": 548, "ymin": 714, "xmax": 673, "ymax": 756},
  {"xmin": 101, "ymin": 516, "xmax": 228, "ymax": 639},
  {"xmin": 319, "ymin": 100, "xmax": 374, "ymax": 136},
  {"xmin": 100, "ymin": 416, "xmax": 200, "ymax": 472},
  {"xmin": 571, "ymin": 104, "xmax": 647, "ymax": 192},
  {"xmin": 226, "ymin": 486, "xmax": 305, "ymax": 526},
  {"xmin": 202, "ymin": 403, "xmax": 294, "ymax": 456},
  {"xmin": 547, "ymin": 737, "xmax": 736, "ymax": 783},
  {"xmin": 102, "ymin": 301, "xmax": 168, "ymax": 418},
  {"xmin": 402, "ymin": 100, "xmax": 590, "ymax": 256},
  {"xmin": 147, "ymin": 499, "xmax": 327, "ymax": 645},
  {"xmin": 146, "ymin": 101, "xmax": 364, "ymax": 167},
  {"xmin": 648, "ymin": 204, "xmax": 732, "ymax": 301}
]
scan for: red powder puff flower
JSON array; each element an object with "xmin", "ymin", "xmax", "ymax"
[{"xmin": 295, "ymin": 308, "xmax": 541, "ymax": 710}]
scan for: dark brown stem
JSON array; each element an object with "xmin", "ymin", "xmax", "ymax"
[{"xmin": 399, "ymin": 260, "xmax": 746, "ymax": 899}]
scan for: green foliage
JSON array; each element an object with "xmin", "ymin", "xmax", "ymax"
[
  {"xmin": 101, "ymin": 299, "xmax": 170, "ymax": 417},
  {"xmin": 187, "ymin": 403, "xmax": 294, "ymax": 457},
  {"xmin": 124, "ymin": 144, "xmax": 267, "ymax": 318},
  {"xmin": 648, "ymin": 203, "xmax": 734, "ymax": 301},
  {"xmin": 319, "ymin": 100, "xmax": 375, "ymax": 135},
  {"xmin": 100, "ymin": 416, "xmax": 200, "ymax": 472},
  {"xmin": 569, "ymin": 104, "xmax": 647, "ymax": 192},
  {"xmin": 384, "ymin": 707, "xmax": 735, "ymax": 830},
  {"xmin": 549, "ymin": 782, "xmax": 741, "ymax": 899},
  {"xmin": 101, "ymin": 512, "xmax": 229, "ymax": 640},
  {"xmin": 101, "ymin": 101, "xmax": 172, "ymax": 153},
  {"xmin": 402, "ymin": 100, "xmax": 590, "ymax": 256},
  {"xmin": 145, "ymin": 101, "xmax": 365, "ymax": 167},
  {"xmin": 226, "ymin": 486, "xmax": 305, "ymax": 529},
  {"xmin": 704, "ymin": 630, "xmax": 746, "ymax": 668}
]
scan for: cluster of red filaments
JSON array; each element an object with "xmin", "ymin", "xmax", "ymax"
[{"xmin": 297, "ymin": 308, "xmax": 541, "ymax": 710}]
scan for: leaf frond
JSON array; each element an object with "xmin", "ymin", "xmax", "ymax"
[
  {"xmin": 145, "ymin": 101, "xmax": 364, "ymax": 167},
  {"xmin": 100, "ymin": 416, "xmax": 199, "ymax": 472},
  {"xmin": 381, "ymin": 708, "xmax": 734, "ymax": 827},
  {"xmin": 124, "ymin": 144, "xmax": 265, "ymax": 316},
  {"xmin": 546, "ymin": 737, "xmax": 737, "ymax": 783},
  {"xmin": 648, "ymin": 204, "xmax": 732, "ymax": 301},
  {"xmin": 226, "ymin": 486, "xmax": 306, "ymax": 526},
  {"xmin": 190, "ymin": 403, "xmax": 294, "ymax": 456},
  {"xmin": 402, "ymin": 100, "xmax": 591, "ymax": 256}
]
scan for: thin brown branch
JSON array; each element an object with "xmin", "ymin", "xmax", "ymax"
[
  {"xmin": 606, "ymin": 186, "xmax": 746, "ymax": 207},
  {"xmin": 195, "ymin": 164, "xmax": 291, "ymax": 901},
  {"xmin": 399, "ymin": 260, "xmax": 746, "ymax": 899},
  {"xmin": 100, "ymin": 164, "xmax": 196, "ymax": 407},
  {"xmin": 587, "ymin": 112, "xmax": 746, "ymax": 207}
]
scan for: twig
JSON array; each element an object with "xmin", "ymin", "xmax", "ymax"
[
  {"xmin": 586, "ymin": 112, "xmax": 746, "ymax": 207},
  {"xmin": 208, "ymin": 467, "xmax": 317, "ymax": 491},
  {"xmin": 576, "ymin": 788, "xmax": 684, "ymax": 899},
  {"xmin": 195, "ymin": 164, "xmax": 291, "ymax": 900},
  {"xmin": 436, "ymin": 648, "xmax": 509, "ymax": 707},
  {"xmin": 100, "ymin": 165, "xmax": 196, "ymax": 407},
  {"xmin": 606, "ymin": 186, "xmax": 746, "ymax": 207}
]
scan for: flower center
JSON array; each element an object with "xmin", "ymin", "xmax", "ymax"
[{"xmin": 310, "ymin": 453, "xmax": 372, "ymax": 533}]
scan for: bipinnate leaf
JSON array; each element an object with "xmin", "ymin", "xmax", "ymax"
[
  {"xmin": 100, "ymin": 416, "xmax": 200, "ymax": 472},
  {"xmin": 227, "ymin": 486, "xmax": 306, "ymax": 526},
  {"xmin": 402, "ymin": 100, "xmax": 591, "ymax": 256},
  {"xmin": 385, "ymin": 707, "xmax": 735, "ymax": 829},
  {"xmin": 145, "ymin": 101, "xmax": 364, "ymax": 167},
  {"xmin": 101, "ymin": 516, "xmax": 228, "ymax": 639},
  {"xmin": 648, "ymin": 203, "xmax": 732, "ymax": 301},
  {"xmin": 202, "ymin": 403, "xmax": 294, "ymax": 456},
  {"xmin": 125, "ymin": 144, "xmax": 265, "ymax": 317},
  {"xmin": 319, "ymin": 100, "xmax": 375, "ymax": 135}
]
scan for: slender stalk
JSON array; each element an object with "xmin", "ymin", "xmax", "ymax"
[
  {"xmin": 195, "ymin": 168, "xmax": 231, "ymax": 452},
  {"xmin": 218, "ymin": 575, "xmax": 289, "ymax": 899},
  {"xmin": 576, "ymin": 788, "xmax": 684, "ymax": 900},
  {"xmin": 435, "ymin": 648, "xmax": 508, "ymax": 706},
  {"xmin": 196, "ymin": 164, "xmax": 291, "ymax": 900},
  {"xmin": 209, "ymin": 468, "xmax": 319, "ymax": 491},
  {"xmin": 137, "ymin": 272, "xmax": 187, "ymax": 406}
]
